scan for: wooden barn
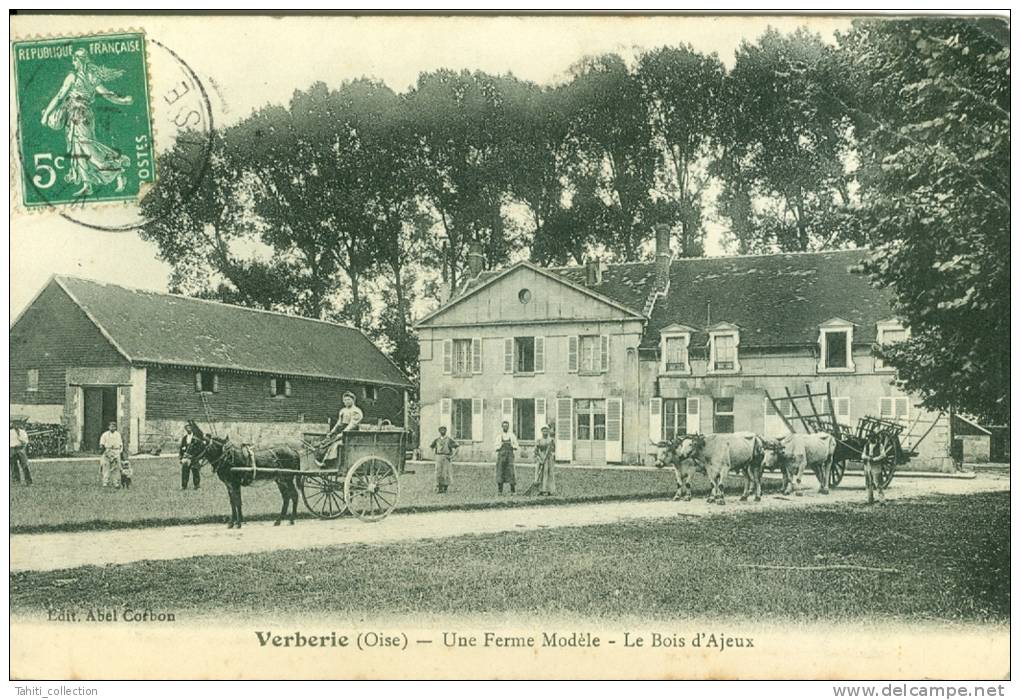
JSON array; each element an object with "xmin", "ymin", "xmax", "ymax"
[{"xmin": 9, "ymin": 276, "xmax": 410, "ymax": 454}]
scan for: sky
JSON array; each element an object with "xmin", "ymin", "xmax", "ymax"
[{"xmin": 9, "ymin": 13, "xmax": 855, "ymax": 317}]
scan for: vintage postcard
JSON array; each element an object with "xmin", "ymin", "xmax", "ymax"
[{"xmin": 8, "ymin": 12, "xmax": 1010, "ymax": 683}]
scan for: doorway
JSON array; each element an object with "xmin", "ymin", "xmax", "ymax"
[
  {"xmin": 83, "ymin": 386, "xmax": 118, "ymax": 452},
  {"xmin": 573, "ymin": 399, "xmax": 606, "ymax": 465}
]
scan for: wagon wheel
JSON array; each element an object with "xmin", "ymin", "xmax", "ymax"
[
  {"xmin": 829, "ymin": 459, "xmax": 846, "ymax": 488},
  {"xmin": 868, "ymin": 433, "xmax": 899, "ymax": 489},
  {"xmin": 344, "ymin": 456, "xmax": 400, "ymax": 523},
  {"xmin": 298, "ymin": 473, "xmax": 347, "ymax": 519}
]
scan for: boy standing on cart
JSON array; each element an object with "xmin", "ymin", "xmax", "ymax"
[{"xmin": 321, "ymin": 391, "xmax": 364, "ymax": 466}]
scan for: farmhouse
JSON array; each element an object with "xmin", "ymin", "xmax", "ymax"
[
  {"xmin": 10, "ymin": 276, "xmax": 410, "ymax": 454},
  {"xmin": 415, "ymin": 228, "xmax": 953, "ymax": 471}
]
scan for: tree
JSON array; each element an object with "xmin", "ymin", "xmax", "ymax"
[
  {"xmin": 840, "ymin": 18, "xmax": 1009, "ymax": 423},
  {"xmin": 562, "ymin": 54, "xmax": 659, "ymax": 261},
  {"xmin": 716, "ymin": 27, "xmax": 854, "ymax": 252},
  {"xmin": 637, "ymin": 45, "xmax": 725, "ymax": 258}
]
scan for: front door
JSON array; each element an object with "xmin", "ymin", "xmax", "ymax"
[{"xmin": 573, "ymin": 399, "xmax": 606, "ymax": 465}]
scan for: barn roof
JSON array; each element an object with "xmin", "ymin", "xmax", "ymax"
[
  {"xmin": 444, "ymin": 248, "xmax": 895, "ymax": 348},
  {"xmin": 49, "ymin": 276, "xmax": 410, "ymax": 386}
]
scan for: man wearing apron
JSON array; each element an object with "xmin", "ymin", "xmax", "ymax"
[{"xmin": 494, "ymin": 420, "xmax": 519, "ymax": 495}]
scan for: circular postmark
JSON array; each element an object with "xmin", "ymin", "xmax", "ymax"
[{"xmin": 12, "ymin": 34, "xmax": 215, "ymax": 232}]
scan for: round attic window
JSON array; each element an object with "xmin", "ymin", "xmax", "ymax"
[{"xmin": 518, "ymin": 288, "xmax": 532, "ymax": 304}]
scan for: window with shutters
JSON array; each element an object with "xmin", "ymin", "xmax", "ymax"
[
  {"xmin": 452, "ymin": 339, "xmax": 472, "ymax": 376},
  {"xmin": 820, "ymin": 396, "xmax": 851, "ymax": 421},
  {"xmin": 663, "ymin": 336, "xmax": 689, "ymax": 372},
  {"xmin": 270, "ymin": 376, "xmax": 290, "ymax": 398},
  {"xmin": 451, "ymin": 399, "xmax": 473, "ymax": 441},
  {"xmin": 26, "ymin": 369, "xmax": 39, "ymax": 392},
  {"xmin": 513, "ymin": 399, "xmax": 536, "ymax": 441},
  {"xmin": 880, "ymin": 397, "xmax": 910, "ymax": 420},
  {"xmin": 712, "ymin": 334, "xmax": 737, "ymax": 371},
  {"xmin": 514, "ymin": 337, "xmax": 535, "ymax": 373},
  {"xmin": 362, "ymin": 386, "xmax": 378, "ymax": 402},
  {"xmin": 662, "ymin": 399, "xmax": 687, "ymax": 441},
  {"xmin": 713, "ymin": 397, "xmax": 735, "ymax": 433},
  {"xmin": 577, "ymin": 335, "xmax": 607, "ymax": 374},
  {"xmin": 197, "ymin": 371, "xmax": 217, "ymax": 393}
]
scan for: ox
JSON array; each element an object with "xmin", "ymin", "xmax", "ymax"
[
  {"xmin": 674, "ymin": 432, "xmax": 765, "ymax": 505},
  {"xmin": 762, "ymin": 432, "xmax": 836, "ymax": 495},
  {"xmin": 652, "ymin": 438, "xmax": 701, "ymax": 501}
]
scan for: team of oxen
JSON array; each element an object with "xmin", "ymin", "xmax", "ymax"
[{"xmin": 651, "ymin": 430, "xmax": 886, "ymax": 505}]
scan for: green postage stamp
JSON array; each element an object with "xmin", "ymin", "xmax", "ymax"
[{"xmin": 12, "ymin": 32, "xmax": 155, "ymax": 207}]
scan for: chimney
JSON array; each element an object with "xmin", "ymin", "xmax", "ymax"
[
  {"xmin": 654, "ymin": 224, "xmax": 672, "ymax": 289},
  {"xmin": 584, "ymin": 257, "xmax": 603, "ymax": 286},
  {"xmin": 467, "ymin": 242, "xmax": 485, "ymax": 278}
]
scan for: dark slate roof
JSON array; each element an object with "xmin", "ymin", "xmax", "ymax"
[
  {"xmin": 53, "ymin": 276, "xmax": 410, "ymax": 386},
  {"xmin": 454, "ymin": 249, "xmax": 894, "ymax": 349},
  {"xmin": 647, "ymin": 249, "xmax": 895, "ymax": 348}
]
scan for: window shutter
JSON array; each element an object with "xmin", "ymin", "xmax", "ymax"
[
  {"xmin": 440, "ymin": 398, "xmax": 452, "ymax": 430},
  {"xmin": 648, "ymin": 398, "xmax": 662, "ymax": 444},
  {"xmin": 535, "ymin": 398, "xmax": 546, "ymax": 439},
  {"xmin": 535, "ymin": 337, "xmax": 545, "ymax": 373},
  {"xmin": 686, "ymin": 397, "xmax": 701, "ymax": 434},
  {"xmin": 837, "ymin": 397, "xmax": 850, "ymax": 419},
  {"xmin": 606, "ymin": 397, "xmax": 623, "ymax": 463},
  {"xmin": 895, "ymin": 397, "xmax": 909, "ymax": 418},
  {"xmin": 600, "ymin": 335, "xmax": 609, "ymax": 372},
  {"xmin": 568, "ymin": 336, "xmax": 578, "ymax": 372},
  {"xmin": 195, "ymin": 372, "xmax": 202, "ymax": 392},
  {"xmin": 504, "ymin": 338, "xmax": 514, "ymax": 373},
  {"xmin": 212, "ymin": 374, "xmax": 219, "ymax": 393},
  {"xmin": 501, "ymin": 398, "xmax": 513, "ymax": 429},
  {"xmin": 471, "ymin": 338, "xmax": 482, "ymax": 374},
  {"xmin": 880, "ymin": 397, "xmax": 893, "ymax": 418},
  {"xmin": 270, "ymin": 378, "xmax": 277, "ymax": 396},
  {"xmin": 443, "ymin": 339, "xmax": 453, "ymax": 375},
  {"xmin": 555, "ymin": 398, "xmax": 572, "ymax": 461},
  {"xmin": 472, "ymin": 398, "xmax": 484, "ymax": 443},
  {"xmin": 284, "ymin": 380, "xmax": 292, "ymax": 397}
]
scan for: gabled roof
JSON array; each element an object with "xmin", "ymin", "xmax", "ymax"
[
  {"xmin": 48, "ymin": 276, "xmax": 410, "ymax": 386},
  {"xmin": 415, "ymin": 260, "xmax": 646, "ymax": 327}
]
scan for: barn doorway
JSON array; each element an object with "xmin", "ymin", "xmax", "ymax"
[{"xmin": 83, "ymin": 386, "xmax": 117, "ymax": 452}]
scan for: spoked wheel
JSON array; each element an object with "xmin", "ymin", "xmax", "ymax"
[
  {"xmin": 828, "ymin": 459, "xmax": 846, "ymax": 488},
  {"xmin": 299, "ymin": 473, "xmax": 347, "ymax": 519},
  {"xmin": 344, "ymin": 456, "xmax": 400, "ymax": 522}
]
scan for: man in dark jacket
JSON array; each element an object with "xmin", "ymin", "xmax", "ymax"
[{"xmin": 179, "ymin": 422, "xmax": 201, "ymax": 489}]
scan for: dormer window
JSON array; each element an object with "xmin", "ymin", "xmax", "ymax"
[
  {"xmin": 818, "ymin": 319, "xmax": 856, "ymax": 373},
  {"xmin": 659, "ymin": 324, "xmax": 694, "ymax": 375},
  {"xmin": 875, "ymin": 319, "xmax": 908, "ymax": 371},
  {"xmin": 707, "ymin": 323, "xmax": 740, "ymax": 374}
]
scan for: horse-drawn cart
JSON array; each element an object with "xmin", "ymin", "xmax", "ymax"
[{"xmin": 297, "ymin": 427, "xmax": 407, "ymax": 522}]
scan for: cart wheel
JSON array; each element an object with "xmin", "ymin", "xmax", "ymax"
[
  {"xmin": 344, "ymin": 456, "xmax": 400, "ymax": 523},
  {"xmin": 829, "ymin": 459, "xmax": 846, "ymax": 488},
  {"xmin": 299, "ymin": 473, "xmax": 347, "ymax": 519},
  {"xmin": 871, "ymin": 433, "xmax": 899, "ymax": 489}
]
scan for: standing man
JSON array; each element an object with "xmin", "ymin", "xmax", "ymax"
[
  {"xmin": 179, "ymin": 422, "xmax": 201, "ymax": 490},
  {"xmin": 494, "ymin": 420, "xmax": 519, "ymax": 495},
  {"xmin": 99, "ymin": 421, "xmax": 123, "ymax": 488},
  {"xmin": 9, "ymin": 418, "xmax": 32, "ymax": 485},
  {"xmin": 429, "ymin": 425, "xmax": 458, "ymax": 494},
  {"xmin": 322, "ymin": 391, "xmax": 364, "ymax": 465}
]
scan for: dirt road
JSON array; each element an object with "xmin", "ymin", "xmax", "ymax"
[{"xmin": 10, "ymin": 473, "xmax": 1007, "ymax": 573}]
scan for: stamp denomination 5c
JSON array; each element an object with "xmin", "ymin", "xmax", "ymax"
[{"xmin": 12, "ymin": 32, "xmax": 155, "ymax": 207}]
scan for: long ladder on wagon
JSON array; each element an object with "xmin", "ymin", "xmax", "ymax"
[{"xmin": 764, "ymin": 382, "xmax": 839, "ymax": 435}]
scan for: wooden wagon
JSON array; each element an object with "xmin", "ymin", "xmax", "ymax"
[
  {"xmin": 293, "ymin": 426, "xmax": 407, "ymax": 522},
  {"xmin": 764, "ymin": 383, "xmax": 936, "ymax": 489}
]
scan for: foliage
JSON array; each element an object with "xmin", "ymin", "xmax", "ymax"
[{"xmin": 840, "ymin": 18, "xmax": 1009, "ymax": 423}]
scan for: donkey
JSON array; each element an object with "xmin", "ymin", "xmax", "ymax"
[{"xmin": 183, "ymin": 423, "xmax": 302, "ymax": 528}]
